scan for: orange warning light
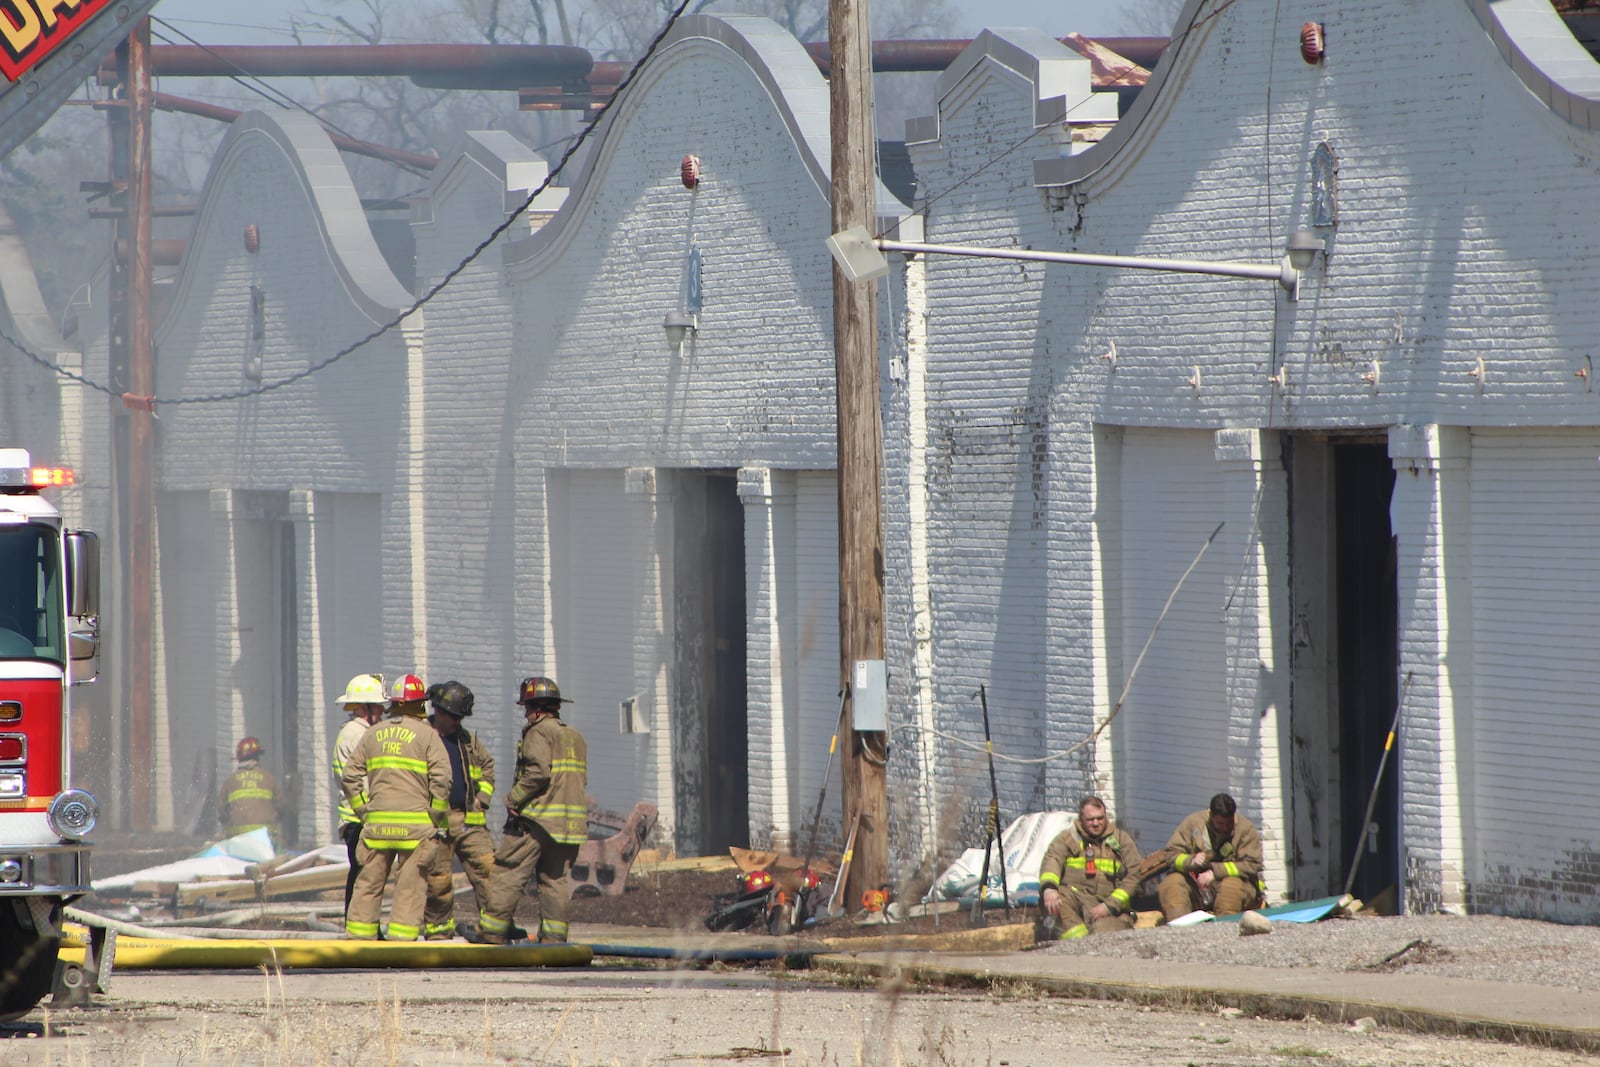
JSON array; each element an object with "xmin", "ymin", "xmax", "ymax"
[{"xmin": 29, "ymin": 467, "xmax": 74, "ymax": 488}]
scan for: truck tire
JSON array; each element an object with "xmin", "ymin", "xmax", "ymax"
[{"xmin": 0, "ymin": 898, "xmax": 61, "ymax": 1021}]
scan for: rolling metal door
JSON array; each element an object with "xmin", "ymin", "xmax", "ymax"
[
  {"xmin": 1467, "ymin": 429, "xmax": 1600, "ymax": 907},
  {"xmin": 1115, "ymin": 429, "xmax": 1232, "ymax": 841},
  {"xmin": 548, "ymin": 470, "xmax": 652, "ymax": 815}
]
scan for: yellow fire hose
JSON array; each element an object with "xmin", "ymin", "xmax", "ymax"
[{"xmin": 60, "ymin": 935, "xmax": 592, "ymax": 971}]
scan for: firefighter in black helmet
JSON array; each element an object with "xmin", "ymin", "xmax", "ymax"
[
  {"xmin": 466, "ymin": 676, "xmax": 588, "ymax": 943},
  {"xmin": 420, "ymin": 681, "xmax": 498, "ymax": 939}
]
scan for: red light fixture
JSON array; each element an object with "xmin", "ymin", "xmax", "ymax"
[
  {"xmin": 681, "ymin": 154, "xmax": 701, "ymax": 190},
  {"xmin": 244, "ymin": 224, "xmax": 261, "ymax": 254},
  {"xmin": 1301, "ymin": 22, "xmax": 1325, "ymax": 65}
]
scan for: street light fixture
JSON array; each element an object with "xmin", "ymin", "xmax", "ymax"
[
  {"xmin": 663, "ymin": 310, "xmax": 698, "ymax": 355},
  {"xmin": 1286, "ymin": 228, "xmax": 1326, "ymax": 271}
]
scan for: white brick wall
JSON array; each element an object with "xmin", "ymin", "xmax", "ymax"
[
  {"xmin": 149, "ymin": 110, "xmax": 414, "ymax": 834},
  {"xmin": 898, "ymin": 3, "xmax": 1600, "ymax": 917}
]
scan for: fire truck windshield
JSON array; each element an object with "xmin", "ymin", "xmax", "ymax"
[{"xmin": 0, "ymin": 525, "xmax": 64, "ymax": 663}]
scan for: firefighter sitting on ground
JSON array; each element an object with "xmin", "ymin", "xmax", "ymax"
[
  {"xmin": 331, "ymin": 672, "xmax": 387, "ymax": 918},
  {"xmin": 1038, "ymin": 795, "xmax": 1143, "ymax": 939},
  {"xmin": 420, "ymin": 680, "xmax": 499, "ymax": 940},
  {"xmin": 339, "ymin": 673, "xmax": 450, "ymax": 941},
  {"xmin": 1156, "ymin": 791, "xmax": 1265, "ymax": 921},
  {"xmin": 466, "ymin": 676, "xmax": 587, "ymax": 944},
  {"xmin": 219, "ymin": 736, "xmax": 280, "ymax": 839}
]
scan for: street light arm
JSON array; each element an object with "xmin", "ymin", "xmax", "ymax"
[
  {"xmin": 825, "ymin": 227, "xmax": 1301, "ymax": 298},
  {"xmin": 876, "ymin": 239, "xmax": 1296, "ymax": 290}
]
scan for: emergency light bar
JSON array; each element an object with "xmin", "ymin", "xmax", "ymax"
[
  {"xmin": 0, "ymin": 449, "xmax": 74, "ymax": 490},
  {"xmin": 30, "ymin": 467, "xmax": 73, "ymax": 488}
]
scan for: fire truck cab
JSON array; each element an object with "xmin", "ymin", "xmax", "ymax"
[{"xmin": 0, "ymin": 447, "xmax": 99, "ymax": 1020}]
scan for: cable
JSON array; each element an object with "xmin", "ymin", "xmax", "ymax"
[
  {"xmin": 3, "ymin": 1, "xmax": 696, "ymax": 405},
  {"xmin": 150, "ymin": 18, "xmax": 435, "ymax": 181},
  {"xmin": 892, "ymin": 521, "xmax": 1227, "ymax": 767}
]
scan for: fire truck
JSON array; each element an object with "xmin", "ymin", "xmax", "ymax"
[{"xmin": 0, "ymin": 448, "xmax": 99, "ymax": 1020}]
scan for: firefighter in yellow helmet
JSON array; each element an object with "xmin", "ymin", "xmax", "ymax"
[
  {"xmin": 219, "ymin": 736, "xmax": 280, "ymax": 839},
  {"xmin": 420, "ymin": 680, "xmax": 498, "ymax": 940},
  {"xmin": 465, "ymin": 676, "xmax": 587, "ymax": 944},
  {"xmin": 332, "ymin": 672, "xmax": 387, "ymax": 918},
  {"xmin": 339, "ymin": 673, "xmax": 450, "ymax": 941}
]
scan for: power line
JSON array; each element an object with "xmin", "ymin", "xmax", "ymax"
[
  {"xmin": 149, "ymin": 18, "xmax": 435, "ymax": 181},
  {"xmin": 3, "ymin": 1, "xmax": 696, "ymax": 405}
]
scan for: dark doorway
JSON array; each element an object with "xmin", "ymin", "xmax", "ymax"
[
  {"xmin": 1332, "ymin": 444, "xmax": 1400, "ymax": 905},
  {"xmin": 672, "ymin": 471, "xmax": 748, "ymax": 853}
]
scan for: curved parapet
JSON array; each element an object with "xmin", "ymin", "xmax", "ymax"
[
  {"xmin": 1032, "ymin": 0, "xmax": 1216, "ymax": 189},
  {"xmin": 164, "ymin": 108, "xmax": 412, "ymax": 333},
  {"xmin": 1465, "ymin": 0, "xmax": 1600, "ymax": 130},
  {"xmin": 905, "ymin": 26, "xmax": 1119, "ymax": 154},
  {"xmin": 505, "ymin": 13, "xmax": 912, "ymax": 268}
]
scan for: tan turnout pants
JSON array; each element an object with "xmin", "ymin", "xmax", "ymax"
[
  {"xmin": 478, "ymin": 817, "xmax": 579, "ymax": 942},
  {"xmin": 345, "ymin": 837, "xmax": 441, "ymax": 941},
  {"xmin": 422, "ymin": 810, "xmax": 497, "ymax": 938},
  {"xmin": 1053, "ymin": 885, "xmax": 1136, "ymax": 939},
  {"xmin": 1158, "ymin": 871, "xmax": 1261, "ymax": 922}
]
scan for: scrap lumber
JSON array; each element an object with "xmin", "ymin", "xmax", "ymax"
[{"xmin": 174, "ymin": 864, "xmax": 348, "ymax": 908}]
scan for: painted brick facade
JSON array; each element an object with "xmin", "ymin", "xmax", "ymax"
[{"xmin": 893, "ymin": 1, "xmax": 1600, "ymax": 919}]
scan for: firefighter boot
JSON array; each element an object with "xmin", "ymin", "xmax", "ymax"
[{"xmin": 461, "ymin": 923, "xmax": 505, "ymax": 945}]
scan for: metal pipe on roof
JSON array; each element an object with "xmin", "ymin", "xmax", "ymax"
[
  {"xmin": 803, "ymin": 36, "xmax": 1168, "ymax": 73},
  {"xmin": 99, "ymin": 44, "xmax": 593, "ymax": 90},
  {"xmin": 533, "ymin": 36, "xmax": 1166, "ymax": 111},
  {"xmin": 149, "ymin": 91, "xmax": 441, "ymax": 170}
]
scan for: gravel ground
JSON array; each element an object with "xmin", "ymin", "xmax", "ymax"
[
  {"xmin": 1037, "ymin": 912, "xmax": 1600, "ymax": 990},
  {"xmin": 6, "ymin": 967, "xmax": 1599, "ymax": 1066}
]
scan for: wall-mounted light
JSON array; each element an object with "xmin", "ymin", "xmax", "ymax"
[
  {"xmin": 663, "ymin": 310, "xmax": 698, "ymax": 355},
  {"xmin": 1286, "ymin": 229, "xmax": 1325, "ymax": 271}
]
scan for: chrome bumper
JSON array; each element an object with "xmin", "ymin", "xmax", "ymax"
[{"xmin": 0, "ymin": 841, "xmax": 91, "ymax": 895}]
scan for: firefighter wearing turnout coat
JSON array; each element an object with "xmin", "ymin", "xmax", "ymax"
[
  {"xmin": 340, "ymin": 674, "xmax": 451, "ymax": 941},
  {"xmin": 1038, "ymin": 796, "xmax": 1142, "ymax": 939},
  {"xmin": 467, "ymin": 676, "xmax": 587, "ymax": 944},
  {"xmin": 1157, "ymin": 792, "xmax": 1265, "ymax": 921},
  {"xmin": 219, "ymin": 737, "xmax": 280, "ymax": 838},
  {"xmin": 421, "ymin": 680, "xmax": 498, "ymax": 939}
]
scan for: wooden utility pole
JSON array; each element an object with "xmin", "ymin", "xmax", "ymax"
[
  {"xmin": 109, "ymin": 19, "xmax": 155, "ymax": 830},
  {"xmin": 828, "ymin": 0, "xmax": 888, "ymax": 904}
]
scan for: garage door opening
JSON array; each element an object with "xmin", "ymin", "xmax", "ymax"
[
  {"xmin": 1288, "ymin": 438, "xmax": 1399, "ymax": 906},
  {"xmin": 672, "ymin": 470, "xmax": 748, "ymax": 854}
]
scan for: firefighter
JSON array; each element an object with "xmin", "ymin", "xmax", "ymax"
[
  {"xmin": 465, "ymin": 676, "xmax": 588, "ymax": 944},
  {"xmin": 339, "ymin": 673, "xmax": 450, "ymax": 941},
  {"xmin": 1038, "ymin": 795, "xmax": 1143, "ymax": 939},
  {"xmin": 420, "ymin": 680, "xmax": 498, "ymax": 940},
  {"xmin": 1156, "ymin": 792, "xmax": 1265, "ymax": 921},
  {"xmin": 332, "ymin": 672, "xmax": 387, "ymax": 917},
  {"xmin": 219, "ymin": 736, "xmax": 280, "ymax": 839}
]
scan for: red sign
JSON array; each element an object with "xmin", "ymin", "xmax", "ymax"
[{"xmin": 1, "ymin": 0, "xmax": 115, "ymax": 83}]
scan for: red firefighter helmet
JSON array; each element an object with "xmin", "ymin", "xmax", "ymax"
[
  {"xmin": 742, "ymin": 870, "xmax": 774, "ymax": 894},
  {"xmin": 236, "ymin": 736, "xmax": 262, "ymax": 762},
  {"xmin": 800, "ymin": 868, "xmax": 821, "ymax": 891},
  {"xmin": 389, "ymin": 673, "xmax": 427, "ymax": 705}
]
